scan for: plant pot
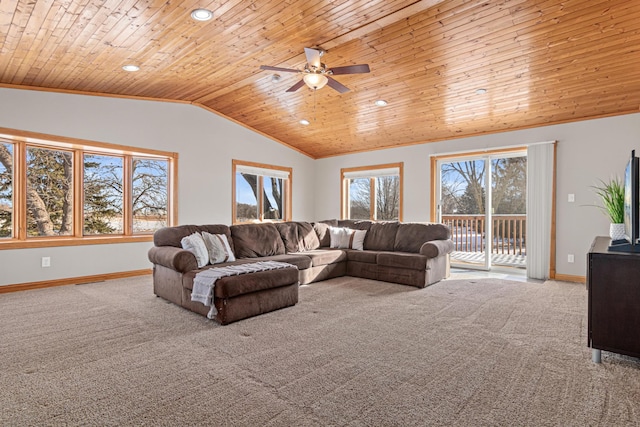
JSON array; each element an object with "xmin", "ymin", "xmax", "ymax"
[{"xmin": 610, "ymin": 223, "xmax": 625, "ymax": 241}]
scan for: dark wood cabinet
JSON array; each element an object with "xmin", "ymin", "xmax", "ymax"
[{"xmin": 587, "ymin": 236, "xmax": 640, "ymax": 362}]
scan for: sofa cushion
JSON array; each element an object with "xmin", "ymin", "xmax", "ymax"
[
  {"xmin": 275, "ymin": 222, "xmax": 302, "ymax": 253},
  {"xmin": 180, "ymin": 232, "xmax": 209, "ymax": 268},
  {"xmin": 377, "ymin": 252, "xmax": 427, "ymax": 270},
  {"xmin": 304, "ymin": 249, "xmax": 347, "ymax": 267},
  {"xmin": 345, "ymin": 249, "xmax": 377, "ymax": 263},
  {"xmin": 394, "ymin": 223, "xmax": 450, "ymax": 253},
  {"xmin": 231, "ymin": 223, "xmax": 286, "ymax": 258},
  {"xmin": 275, "ymin": 222, "xmax": 321, "ymax": 253},
  {"xmin": 299, "ymin": 221, "xmax": 321, "ymax": 251},
  {"xmin": 313, "ymin": 222, "xmax": 331, "ymax": 247},
  {"xmin": 364, "ymin": 221, "xmax": 400, "ymax": 251}
]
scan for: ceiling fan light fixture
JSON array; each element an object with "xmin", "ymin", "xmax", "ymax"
[
  {"xmin": 303, "ymin": 73, "xmax": 328, "ymax": 90},
  {"xmin": 191, "ymin": 8, "xmax": 213, "ymax": 21},
  {"xmin": 122, "ymin": 64, "xmax": 140, "ymax": 72}
]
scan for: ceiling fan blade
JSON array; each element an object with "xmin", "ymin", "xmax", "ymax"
[
  {"xmin": 304, "ymin": 47, "xmax": 322, "ymax": 69},
  {"xmin": 259, "ymin": 65, "xmax": 299, "ymax": 73},
  {"xmin": 326, "ymin": 76, "xmax": 350, "ymax": 94},
  {"xmin": 329, "ymin": 64, "xmax": 371, "ymax": 75},
  {"xmin": 285, "ymin": 79, "xmax": 306, "ymax": 92}
]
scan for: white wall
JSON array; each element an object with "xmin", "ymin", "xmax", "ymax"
[
  {"xmin": 0, "ymin": 88, "xmax": 315, "ymax": 286},
  {"xmin": 315, "ymin": 113, "xmax": 640, "ymax": 278}
]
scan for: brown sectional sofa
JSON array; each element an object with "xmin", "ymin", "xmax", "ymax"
[{"xmin": 148, "ymin": 220, "xmax": 453, "ymax": 324}]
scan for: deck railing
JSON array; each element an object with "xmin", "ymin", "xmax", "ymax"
[{"xmin": 441, "ymin": 214, "xmax": 526, "ymax": 256}]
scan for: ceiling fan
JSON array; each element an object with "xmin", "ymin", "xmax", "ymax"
[{"xmin": 260, "ymin": 47, "xmax": 370, "ymax": 93}]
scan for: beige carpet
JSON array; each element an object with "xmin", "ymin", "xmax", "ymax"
[{"xmin": 0, "ymin": 276, "xmax": 638, "ymax": 426}]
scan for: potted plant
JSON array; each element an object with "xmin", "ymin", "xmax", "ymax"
[{"xmin": 592, "ymin": 178, "xmax": 625, "ymax": 240}]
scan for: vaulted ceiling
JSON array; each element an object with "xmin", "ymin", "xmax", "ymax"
[{"xmin": 1, "ymin": 0, "xmax": 639, "ymax": 158}]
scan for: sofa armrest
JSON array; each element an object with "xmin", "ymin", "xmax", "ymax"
[
  {"xmin": 419, "ymin": 239, "xmax": 454, "ymax": 258},
  {"xmin": 148, "ymin": 246, "xmax": 198, "ymax": 273}
]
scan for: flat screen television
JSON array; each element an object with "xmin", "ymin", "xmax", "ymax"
[{"xmin": 609, "ymin": 150, "xmax": 640, "ymax": 252}]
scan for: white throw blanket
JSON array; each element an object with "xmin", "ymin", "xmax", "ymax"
[{"xmin": 191, "ymin": 261, "xmax": 296, "ymax": 319}]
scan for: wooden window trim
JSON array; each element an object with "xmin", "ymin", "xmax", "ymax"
[
  {"xmin": 340, "ymin": 162, "xmax": 403, "ymax": 221},
  {"xmin": 232, "ymin": 159, "xmax": 292, "ymax": 224},
  {"xmin": 0, "ymin": 127, "xmax": 178, "ymax": 250}
]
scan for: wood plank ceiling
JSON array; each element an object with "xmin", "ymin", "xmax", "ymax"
[{"xmin": 1, "ymin": 0, "xmax": 639, "ymax": 158}]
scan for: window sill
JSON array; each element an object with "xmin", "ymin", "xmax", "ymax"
[{"xmin": 0, "ymin": 235, "xmax": 153, "ymax": 250}]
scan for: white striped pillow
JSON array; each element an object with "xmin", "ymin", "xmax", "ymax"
[
  {"xmin": 328, "ymin": 227, "xmax": 366, "ymax": 251},
  {"xmin": 180, "ymin": 232, "xmax": 209, "ymax": 268},
  {"xmin": 202, "ymin": 232, "xmax": 236, "ymax": 264}
]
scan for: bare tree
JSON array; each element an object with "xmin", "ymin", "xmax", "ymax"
[
  {"xmin": 376, "ymin": 176, "xmax": 399, "ymax": 220},
  {"xmin": 349, "ymin": 178, "xmax": 371, "ymax": 219},
  {"xmin": 348, "ymin": 176, "xmax": 399, "ymax": 220},
  {"xmin": 240, "ymin": 173, "xmax": 283, "ymax": 220},
  {"xmin": 441, "ymin": 161, "xmax": 485, "ymax": 214}
]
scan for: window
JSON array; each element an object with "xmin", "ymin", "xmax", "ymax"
[
  {"xmin": 341, "ymin": 163, "xmax": 403, "ymax": 221},
  {"xmin": 132, "ymin": 157, "xmax": 169, "ymax": 233},
  {"xmin": 83, "ymin": 153, "xmax": 124, "ymax": 235},
  {"xmin": 233, "ymin": 160, "xmax": 291, "ymax": 223},
  {"xmin": 0, "ymin": 142, "xmax": 13, "ymax": 238},
  {"xmin": 26, "ymin": 146, "xmax": 74, "ymax": 236},
  {"xmin": 0, "ymin": 128, "xmax": 177, "ymax": 248}
]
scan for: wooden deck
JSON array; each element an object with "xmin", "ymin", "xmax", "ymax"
[{"xmin": 451, "ymin": 251, "xmax": 526, "ymax": 269}]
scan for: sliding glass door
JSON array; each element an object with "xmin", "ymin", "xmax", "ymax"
[{"xmin": 437, "ymin": 151, "xmax": 527, "ymax": 271}]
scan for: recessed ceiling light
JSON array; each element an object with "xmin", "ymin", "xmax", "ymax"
[
  {"xmin": 122, "ymin": 65, "xmax": 140, "ymax": 72},
  {"xmin": 299, "ymin": 119, "xmax": 310, "ymax": 126},
  {"xmin": 475, "ymin": 88, "xmax": 488, "ymax": 95},
  {"xmin": 374, "ymin": 99, "xmax": 388, "ymax": 107},
  {"xmin": 191, "ymin": 8, "xmax": 213, "ymax": 21}
]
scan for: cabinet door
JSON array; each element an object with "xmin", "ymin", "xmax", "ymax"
[{"xmin": 590, "ymin": 254, "xmax": 640, "ymax": 357}]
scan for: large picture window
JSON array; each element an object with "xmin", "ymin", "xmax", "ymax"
[
  {"xmin": 0, "ymin": 128, "xmax": 176, "ymax": 248},
  {"xmin": 233, "ymin": 160, "xmax": 291, "ymax": 224},
  {"xmin": 341, "ymin": 163, "xmax": 403, "ymax": 221}
]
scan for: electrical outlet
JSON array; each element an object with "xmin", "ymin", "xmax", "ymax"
[
  {"xmin": 567, "ymin": 254, "xmax": 575, "ymax": 263},
  {"xmin": 41, "ymin": 257, "xmax": 51, "ymax": 268}
]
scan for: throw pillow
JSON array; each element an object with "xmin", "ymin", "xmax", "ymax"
[
  {"xmin": 350, "ymin": 229, "xmax": 366, "ymax": 251},
  {"xmin": 180, "ymin": 232, "xmax": 209, "ymax": 268},
  {"xmin": 329, "ymin": 226, "xmax": 347, "ymax": 248},
  {"xmin": 329, "ymin": 227, "xmax": 367, "ymax": 251},
  {"xmin": 202, "ymin": 232, "xmax": 236, "ymax": 264}
]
